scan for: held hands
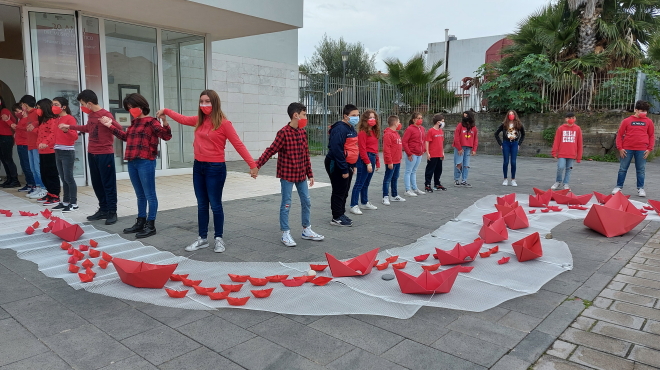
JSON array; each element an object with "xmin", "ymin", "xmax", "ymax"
[
  {"xmin": 249, "ymin": 167, "xmax": 258, "ymax": 179},
  {"xmin": 10, "ymin": 123, "xmax": 17, "ymax": 130},
  {"xmin": 99, "ymin": 116, "xmax": 113, "ymax": 127},
  {"xmin": 38, "ymin": 143, "xmax": 47, "ymax": 150},
  {"xmin": 58, "ymin": 123, "xmax": 69, "ymax": 132},
  {"xmin": 26, "ymin": 124, "xmax": 34, "ymax": 132},
  {"xmin": 160, "ymin": 116, "xmax": 169, "ymax": 127},
  {"xmin": 155, "ymin": 109, "xmax": 165, "ymax": 119},
  {"xmin": 1, "ymin": 114, "xmax": 9, "ymax": 121}
]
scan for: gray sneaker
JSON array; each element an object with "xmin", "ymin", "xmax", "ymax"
[
  {"xmin": 214, "ymin": 237, "xmax": 226, "ymax": 253},
  {"xmin": 461, "ymin": 181, "xmax": 472, "ymax": 188},
  {"xmin": 184, "ymin": 237, "xmax": 208, "ymax": 252}
]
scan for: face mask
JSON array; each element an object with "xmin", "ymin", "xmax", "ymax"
[
  {"xmin": 367, "ymin": 118, "xmax": 377, "ymax": 127},
  {"xmin": 439, "ymin": 121, "xmax": 445, "ymax": 129},
  {"xmin": 81, "ymin": 105, "xmax": 91, "ymax": 114},
  {"xmin": 395, "ymin": 123, "xmax": 402, "ymax": 130},
  {"xmin": 129, "ymin": 107, "xmax": 143, "ymax": 118},
  {"xmin": 348, "ymin": 116, "xmax": 359, "ymax": 126},
  {"xmin": 35, "ymin": 109, "xmax": 43, "ymax": 117},
  {"xmin": 297, "ymin": 118, "xmax": 308, "ymax": 129},
  {"xmin": 508, "ymin": 114, "xmax": 515, "ymax": 121},
  {"xmin": 638, "ymin": 112, "xmax": 647, "ymax": 118},
  {"xmin": 200, "ymin": 104, "xmax": 213, "ymax": 115},
  {"xmin": 51, "ymin": 106, "xmax": 62, "ymax": 115},
  {"xmin": 415, "ymin": 119, "xmax": 423, "ymax": 126},
  {"xmin": 567, "ymin": 118, "xmax": 576, "ymax": 124}
]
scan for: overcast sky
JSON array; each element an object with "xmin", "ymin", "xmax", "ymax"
[{"xmin": 298, "ymin": 0, "xmax": 552, "ymax": 71}]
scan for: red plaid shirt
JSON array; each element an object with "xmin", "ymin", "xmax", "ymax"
[
  {"xmin": 108, "ymin": 117, "xmax": 172, "ymax": 161},
  {"xmin": 256, "ymin": 124, "xmax": 313, "ymax": 183}
]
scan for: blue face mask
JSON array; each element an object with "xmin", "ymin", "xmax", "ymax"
[{"xmin": 348, "ymin": 116, "xmax": 359, "ymax": 126}]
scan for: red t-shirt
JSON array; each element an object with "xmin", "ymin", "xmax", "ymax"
[
  {"xmin": 425, "ymin": 127, "xmax": 445, "ymax": 158},
  {"xmin": 25, "ymin": 110, "xmax": 40, "ymax": 150},
  {"xmin": 0, "ymin": 108, "xmax": 15, "ymax": 136},
  {"xmin": 15, "ymin": 116, "xmax": 28, "ymax": 145}
]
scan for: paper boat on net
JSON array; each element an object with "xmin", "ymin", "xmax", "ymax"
[
  {"xmin": 593, "ymin": 191, "xmax": 630, "ymax": 204},
  {"xmin": 647, "ymin": 199, "xmax": 660, "ymax": 214},
  {"xmin": 584, "ymin": 192, "xmax": 646, "ymax": 238},
  {"xmin": 495, "ymin": 201, "xmax": 519, "ymax": 216},
  {"xmin": 325, "ymin": 248, "xmax": 379, "ymax": 277},
  {"xmin": 529, "ymin": 192, "xmax": 552, "ymax": 207},
  {"xmin": 533, "ymin": 187, "xmax": 570, "ymax": 201},
  {"xmin": 501, "ymin": 205, "xmax": 529, "ymax": 230},
  {"xmin": 394, "ymin": 266, "xmax": 461, "ymax": 294},
  {"xmin": 112, "ymin": 258, "xmax": 179, "ymax": 289},
  {"xmin": 478, "ymin": 212, "xmax": 508, "ymax": 244},
  {"xmin": 496, "ymin": 193, "xmax": 516, "ymax": 206},
  {"xmin": 434, "ymin": 239, "xmax": 484, "ymax": 265},
  {"xmin": 512, "ymin": 232, "xmax": 543, "ymax": 262},
  {"xmin": 50, "ymin": 219, "xmax": 84, "ymax": 242},
  {"xmin": 553, "ymin": 192, "xmax": 593, "ymax": 205}
]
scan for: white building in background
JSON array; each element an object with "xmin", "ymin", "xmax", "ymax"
[{"xmin": 0, "ymin": 0, "xmax": 302, "ymax": 184}]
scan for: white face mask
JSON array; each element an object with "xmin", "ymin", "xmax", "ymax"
[{"xmin": 439, "ymin": 121, "xmax": 445, "ymax": 129}]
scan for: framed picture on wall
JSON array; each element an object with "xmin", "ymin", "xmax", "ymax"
[
  {"xmin": 111, "ymin": 108, "xmax": 131, "ymax": 126},
  {"xmin": 109, "ymin": 100, "xmax": 121, "ymax": 110},
  {"xmin": 118, "ymin": 84, "xmax": 140, "ymax": 101}
]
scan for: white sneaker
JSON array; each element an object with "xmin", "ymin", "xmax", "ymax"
[
  {"xmin": 612, "ymin": 187, "xmax": 622, "ymax": 195},
  {"xmin": 502, "ymin": 179, "xmax": 509, "ymax": 186},
  {"xmin": 214, "ymin": 237, "xmax": 225, "ymax": 253},
  {"xmin": 391, "ymin": 195, "xmax": 406, "ymax": 202},
  {"xmin": 360, "ymin": 202, "xmax": 378, "ymax": 210},
  {"xmin": 301, "ymin": 227, "xmax": 324, "ymax": 241},
  {"xmin": 28, "ymin": 188, "xmax": 47, "ymax": 199},
  {"xmin": 281, "ymin": 231, "xmax": 297, "ymax": 247},
  {"xmin": 350, "ymin": 205, "xmax": 363, "ymax": 215},
  {"xmin": 414, "ymin": 188, "xmax": 425, "ymax": 195},
  {"xmin": 550, "ymin": 182, "xmax": 561, "ymax": 190},
  {"xmin": 184, "ymin": 237, "xmax": 208, "ymax": 252},
  {"xmin": 563, "ymin": 184, "xmax": 570, "ymax": 190},
  {"xmin": 638, "ymin": 188, "xmax": 646, "ymax": 197},
  {"xmin": 404, "ymin": 190, "xmax": 417, "ymax": 197},
  {"xmin": 25, "ymin": 187, "xmax": 37, "ymax": 197},
  {"xmin": 382, "ymin": 196, "xmax": 391, "ymax": 206},
  {"xmin": 511, "ymin": 180, "xmax": 518, "ymax": 187}
]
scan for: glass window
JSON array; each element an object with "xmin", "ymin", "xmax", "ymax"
[
  {"xmin": 162, "ymin": 30, "xmax": 205, "ymax": 169},
  {"xmin": 82, "ymin": 17, "xmax": 103, "ymax": 104},
  {"xmin": 104, "ymin": 20, "xmax": 159, "ymax": 172}
]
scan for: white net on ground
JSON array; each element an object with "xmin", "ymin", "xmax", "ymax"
[{"xmin": 1, "ymin": 191, "xmax": 657, "ymax": 319}]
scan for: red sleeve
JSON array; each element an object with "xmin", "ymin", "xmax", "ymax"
[
  {"xmin": 452, "ymin": 124, "xmax": 461, "ymax": 150},
  {"xmin": 552, "ymin": 126, "xmax": 562, "ymax": 157},
  {"xmin": 151, "ymin": 119, "xmax": 172, "ymax": 141},
  {"xmin": 473, "ymin": 126, "xmax": 479, "ymax": 152},
  {"xmin": 256, "ymin": 129, "xmax": 284, "ymax": 168},
  {"xmin": 425, "ymin": 129, "xmax": 433, "ymax": 142},
  {"xmin": 358, "ymin": 131, "xmax": 371, "ymax": 164},
  {"xmin": 402, "ymin": 127, "xmax": 412, "ymax": 155},
  {"xmin": 576, "ymin": 127, "xmax": 583, "ymax": 162},
  {"xmin": 615, "ymin": 119, "xmax": 627, "ymax": 150},
  {"xmin": 1, "ymin": 108, "xmax": 16, "ymax": 126},
  {"xmin": 383, "ymin": 134, "xmax": 392, "ymax": 164},
  {"xmin": 164, "ymin": 109, "xmax": 197, "ymax": 127},
  {"xmin": 223, "ymin": 121, "xmax": 256, "ymax": 169},
  {"xmin": 62, "ymin": 116, "xmax": 79, "ymax": 141},
  {"xmin": 648, "ymin": 119, "xmax": 655, "ymax": 151}
]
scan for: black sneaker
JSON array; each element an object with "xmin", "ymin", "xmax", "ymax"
[
  {"xmin": 454, "ymin": 180, "xmax": 462, "ymax": 187},
  {"xmin": 36, "ymin": 195, "xmax": 49, "ymax": 203},
  {"xmin": 62, "ymin": 204, "xmax": 79, "ymax": 213},
  {"xmin": 461, "ymin": 181, "xmax": 472, "ymax": 188},
  {"xmin": 330, "ymin": 215, "xmax": 353, "ymax": 227},
  {"xmin": 87, "ymin": 209, "xmax": 109, "ymax": 221},
  {"xmin": 425, "ymin": 185, "xmax": 434, "ymax": 193},
  {"xmin": 52, "ymin": 203, "xmax": 66, "ymax": 210},
  {"xmin": 17, "ymin": 184, "xmax": 32, "ymax": 192},
  {"xmin": 435, "ymin": 184, "xmax": 447, "ymax": 191},
  {"xmin": 43, "ymin": 196, "xmax": 60, "ymax": 206}
]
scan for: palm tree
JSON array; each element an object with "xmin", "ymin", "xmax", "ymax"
[{"xmin": 568, "ymin": 0, "xmax": 602, "ymax": 57}]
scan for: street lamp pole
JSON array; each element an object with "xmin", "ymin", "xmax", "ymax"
[{"xmin": 341, "ymin": 51, "xmax": 349, "ymax": 105}]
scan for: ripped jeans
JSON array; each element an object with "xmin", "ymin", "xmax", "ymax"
[
  {"xmin": 280, "ymin": 179, "xmax": 311, "ymax": 231},
  {"xmin": 556, "ymin": 158, "xmax": 574, "ymax": 185}
]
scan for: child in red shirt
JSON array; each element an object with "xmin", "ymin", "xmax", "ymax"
[
  {"xmin": 452, "ymin": 111, "xmax": 478, "ymax": 187},
  {"xmin": 551, "ymin": 112, "xmax": 583, "ymax": 190},
  {"xmin": 382, "ymin": 115, "xmax": 405, "ymax": 205},
  {"xmin": 424, "ymin": 114, "xmax": 446, "ymax": 192},
  {"xmin": 350, "ymin": 109, "xmax": 381, "ymax": 215}
]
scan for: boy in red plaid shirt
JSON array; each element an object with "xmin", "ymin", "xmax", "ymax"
[{"xmin": 256, "ymin": 102, "xmax": 324, "ymax": 247}]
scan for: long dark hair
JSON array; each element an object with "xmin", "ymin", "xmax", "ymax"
[
  {"xmin": 36, "ymin": 99, "xmax": 57, "ymax": 124},
  {"xmin": 461, "ymin": 111, "xmax": 475, "ymax": 130},
  {"xmin": 408, "ymin": 112, "xmax": 422, "ymax": 126},
  {"xmin": 53, "ymin": 97, "xmax": 72, "ymax": 115},
  {"xmin": 357, "ymin": 109, "xmax": 380, "ymax": 138},
  {"xmin": 0, "ymin": 95, "xmax": 6, "ymax": 112},
  {"xmin": 502, "ymin": 110, "xmax": 523, "ymax": 131}
]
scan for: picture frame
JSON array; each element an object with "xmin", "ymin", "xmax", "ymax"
[
  {"xmin": 118, "ymin": 84, "xmax": 140, "ymax": 101},
  {"xmin": 109, "ymin": 99, "xmax": 121, "ymax": 110},
  {"xmin": 111, "ymin": 108, "xmax": 131, "ymax": 126}
]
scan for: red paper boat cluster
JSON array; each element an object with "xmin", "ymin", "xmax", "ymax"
[
  {"xmin": 534, "ymin": 188, "xmax": 570, "ymax": 201},
  {"xmin": 647, "ymin": 199, "xmax": 660, "ymax": 214},
  {"xmin": 265, "ymin": 275, "xmax": 288, "ymax": 282},
  {"xmin": 41, "ymin": 209, "xmax": 52, "ymax": 219},
  {"xmin": 227, "ymin": 297, "xmax": 250, "ymax": 306},
  {"xmin": 593, "ymin": 191, "xmax": 630, "ymax": 204},
  {"xmin": 220, "ymin": 284, "xmax": 243, "ymax": 292},
  {"xmin": 310, "ymin": 264, "xmax": 328, "ymax": 271},
  {"xmin": 479, "ymin": 212, "xmax": 508, "ymax": 243},
  {"xmin": 228, "ymin": 274, "xmax": 249, "ymax": 282},
  {"xmin": 208, "ymin": 291, "xmax": 230, "ymax": 300},
  {"xmin": 512, "ymin": 232, "xmax": 543, "ymax": 262},
  {"xmin": 311, "ymin": 276, "xmax": 333, "ymax": 286},
  {"xmin": 50, "ymin": 219, "xmax": 84, "ymax": 242},
  {"xmin": 434, "ymin": 239, "xmax": 484, "ymax": 265},
  {"xmin": 166, "ymin": 289, "xmax": 188, "ymax": 298},
  {"xmin": 496, "ymin": 193, "xmax": 516, "ymax": 205},
  {"xmin": 553, "ymin": 192, "xmax": 593, "ymax": 205},
  {"xmin": 394, "ymin": 266, "xmax": 461, "ymax": 294},
  {"xmin": 584, "ymin": 192, "xmax": 646, "ymax": 237},
  {"xmin": 422, "ymin": 263, "xmax": 442, "ymax": 271},
  {"xmin": 248, "ymin": 277, "xmax": 268, "ymax": 286},
  {"xmin": 392, "ymin": 261, "xmax": 407, "ymax": 269},
  {"xmin": 529, "ymin": 192, "xmax": 552, "ymax": 207},
  {"xmin": 281, "ymin": 279, "xmax": 305, "ymax": 287},
  {"xmin": 0, "ymin": 210, "xmax": 12, "ymax": 217},
  {"xmin": 170, "ymin": 274, "xmax": 189, "ymax": 281},
  {"xmin": 19, "ymin": 211, "xmax": 38, "ymax": 216},
  {"xmin": 193, "ymin": 285, "xmax": 216, "ymax": 295},
  {"xmin": 325, "ymin": 248, "xmax": 379, "ymax": 277},
  {"xmin": 113, "ymin": 258, "xmax": 178, "ymax": 289}
]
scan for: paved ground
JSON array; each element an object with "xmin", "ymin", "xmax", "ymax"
[{"xmin": 1, "ymin": 154, "xmax": 660, "ymax": 370}]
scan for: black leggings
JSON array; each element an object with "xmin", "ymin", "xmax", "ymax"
[
  {"xmin": 0, "ymin": 135, "xmax": 18, "ymax": 178},
  {"xmin": 39, "ymin": 153, "xmax": 60, "ymax": 196}
]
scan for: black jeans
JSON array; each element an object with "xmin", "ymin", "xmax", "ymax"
[
  {"xmin": 56, "ymin": 149, "xmax": 77, "ymax": 204},
  {"xmin": 39, "ymin": 153, "xmax": 60, "ymax": 196},
  {"xmin": 424, "ymin": 157, "xmax": 443, "ymax": 186},
  {"xmin": 0, "ymin": 135, "xmax": 18, "ymax": 178},
  {"xmin": 88, "ymin": 153, "xmax": 117, "ymax": 213},
  {"xmin": 325, "ymin": 156, "xmax": 354, "ymax": 219}
]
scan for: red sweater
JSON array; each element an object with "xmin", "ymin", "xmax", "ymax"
[
  {"xmin": 37, "ymin": 118, "xmax": 57, "ymax": 154},
  {"xmin": 383, "ymin": 128, "xmax": 403, "ymax": 165},
  {"xmin": 615, "ymin": 115, "xmax": 655, "ymax": 151},
  {"xmin": 15, "ymin": 117, "xmax": 28, "ymax": 145},
  {"xmin": 552, "ymin": 124, "xmax": 583, "ymax": 162},
  {"xmin": 403, "ymin": 125, "xmax": 425, "ymax": 156},
  {"xmin": 69, "ymin": 109, "xmax": 122, "ymax": 155},
  {"xmin": 54, "ymin": 115, "xmax": 79, "ymax": 147},
  {"xmin": 357, "ymin": 130, "xmax": 380, "ymax": 168},
  {"xmin": 452, "ymin": 123, "xmax": 479, "ymax": 151},
  {"xmin": 25, "ymin": 110, "xmax": 40, "ymax": 150},
  {"xmin": 164, "ymin": 109, "xmax": 256, "ymax": 167},
  {"xmin": 0, "ymin": 108, "xmax": 15, "ymax": 136}
]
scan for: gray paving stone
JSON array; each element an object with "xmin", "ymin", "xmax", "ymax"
[
  {"xmin": 619, "ymin": 267, "xmax": 637, "ymax": 276},
  {"xmin": 490, "ymin": 354, "xmax": 530, "ymax": 370},
  {"xmin": 582, "ymin": 306, "xmax": 645, "ymax": 329},
  {"xmin": 0, "ymin": 319, "xmax": 49, "ymax": 367},
  {"xmin": 47, "ymin": 285, "xmax": 130, "ymax": 319},
  {"xmin": 466, "ymin": 307, "xmax": 510, "ymax": 323},
  {"xmin": 573, "ymin": 272, "xmax": 617, "ymax": 301},
  {"xmin": 248, "ymin": 316, "xmax": 354, "ymax": 365},
  {"xmin": 508, "ymin": 330, "xmax": 556, "ymax": 363},
  {"xmin": 325, "ymin": 348, "xmax": 406, "ymax": 370},
  {"xmin": 446, "ymin": 316, "xmax": 528, "ymax": 349},
  {"xmin": 158, "ymin": 347, "xmax": 243, "ymax": 370},
  {"xmin": 599, "ymin": 288, "xmax": 657, "ymax": 307},
  {"xmin": 176, "ymin": 315, "xmax": 256, "ymax": 353},
  {"xmin": 307, "ymin": 315, "xmax": 403, "ymax": 355},
  {"xmin": 546, "ymin": 340, "xmax": 577, "ymax": 359},
  {"xmin": 0, "ymin": 352, "xmax": 72, "ymax": 370},
  {"xmin": 559, "ymin": 327, "xmax": 632, "ymax": 357},
  {"xmin": 119, "ymin": 326, "xmax": 200, "ymax": 366},
  {"xmin": 1, "ymin": 294, "xmax": 86, "ymax": 338},
  {"xmin": 0, "ymin": 271, "xmax": 43, "ymax": 305},
  {"xmin": 643, "ymin": 320, "xmax": 660, "ymax": 335},
  {"xmin": 97, "ymin": 355, "xmax": 158, "ymax": 370},
  {"xmin": 536, "ymin": 299, "xmax": 586, "ymax": 337},
  {"xmin": 86, "ymin": 308, "xmax": 161, "ymax": 341},
  {"xmin": 569, "ymin": 346, "xmax": 634, "ymax": 370},
  {"xmin": 594, "ymin": 297, "xmax": 613, "ymax": 308},
  {"xmin": 611, "ymin": 301, "xmax": 660, "ymax": 321},
  {"xmin": 608, "ymin": 281, "xmax": 626, "ymax": 291},
  {"xmin": 212, "ymin": 308, "xmax": 278, "ymax": 329},
  {"xmin": 627, "ymin": 262, "xmax": 660, "ymax": 274},
  {"xmin": 623, "ymin": 284, "xmax": 660, "ymax": 300},
  {"xmin": 628, "ymin": 345, "xmax": 660, "ymax": 368},
  {"xmin": 614, "ymin": 274, "xmax": 660, "ymax": 290},
  {"xmin": 592, "ymin": 321, "xmax": 660, "ymax": 351},
  {"xmin": 42, "ymin": 324, "xmax": 135, "ymax": 370},
  {"xmin": 432, "ymin": 330, "xmax": 509, "ymax": 367},
  {"xmin": 221, "ymin": 337, "xmax": 324, "ymax": 370},
  {"xmin": 499, "ymin": 289, "xmax": 567, "ymax": 319},
  {"xmin": 534, "ymin": 354, "xmax": 592, "ymax": 370},
  {"xmin": 382, "ymin": 339, "xmax": 485, "ymax": 370},
  {"xmin": 0, "ymin": 307, "xmax": 9, "ymax": 320},
  {"xmin": 280, "ymin": 314, "xmax": 323, "ymax": 325},
  {"xmin": 635, "ymin": 270, "xmax": 660, "ymax": 282},
  {"xmin": 571, "ymin": 316, "xmax": 596, "ymax": 331},
  {"xmin": 135, "ymin": 304, "xmax": 211, "ymax": 328},
  {"xmin": 497, "ymin": 310, "xmax": 543, "ymax": 333}
]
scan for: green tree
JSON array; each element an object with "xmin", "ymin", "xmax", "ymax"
[{"xmin": 300, "ymin": 34, "xmax": 377, "ymax": 80}]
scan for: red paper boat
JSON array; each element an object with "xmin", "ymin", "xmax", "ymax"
[
  {"xmin": 68, "ymin": 264, "xmax": 80, "ymax": 273},
  {"xmin": 43, "ymin": 227, "xmax": 50, "ymax": 233},
  {"xmin": 81, "ymin": 259, "xmax": 94, "ymax": 268},
  {"xmin": 25, "ymin": 226, "xmax": 34, "ymax": 235},
  {"xmin": 495, "ymin": 201, "xmax": 519, "ymax": 216},
  {"xmin": 248, "ymin": 277, "xmax": 268, "ymax": 286},
  {"xmin": 3, "ymin": 212, "xmax": 11, "ymax": 217},
  {"xmin": 220, "ymin": 284, "xmax": 243, "ymax": 292},
  {"xmin": 293, "ymin": 275, "xmax": 315, "ymax": 282},
  {"xmin": 68, "ymin": 256, "xmax": 79, "ymax": 264},
  {"xmin": 165, "ymin": 289, "xmax": 188, "ymax": 298},
  {"xmin": 373, "ymin": 260, "xmax": 379, "ymax": 267},
  {"xmin": 50, "ymin": 219, "xmax": 84, "ymax": 242},
  {"xmin": 170, "ymin": 274, "xmax": 189, "ymax": 281},
  {"xmin": 392, "ymin": 262, "xmax": 407, "ymax": 269},
  {"xmin": 434, "ymin": 239, "xmax": 484, "ymax": 265},
  {"xmin": 89, "ymin": 239, "xmax": 98, "ymax": 248},
  {"xmin": 60, "ymin": 242, "xmax": 72, "ymax": 250},
  {"xmin": 311, "ymin": 276, "xmax": 333, "ymax": 286},
  {"xmin": 88, "ymin": 249, "xmax": 100, "ymax": 258},
  {"xmin": 85, "ymin": 267, "xmax": 96, "ymax": 278},
  {"xmin": 553, "ymin": 192, "xmax": 593, "ymax": 205},
  {"xmin": 529, "ymin": 192, "xmax": 552, "ymax": 207},
  {"xmin": 498, "ymin": 257, "xmax": 510, "ymax": 264},
  {"xmin": 325, "ymin": 248, "xmax": 379, "ymax": 277},
  {"xmin": 584, "ymin": 192, "xmax": 646, "ymax": 237},
  {"xmin": 533, "ymin": 187, "xmax": 570, "ymax": 201},
  {"xmin": 394, "ymin": 266, "xmax": 461, "ymax": 294},
  {"xmin": 265, "ymin": 275, "xmax": 288, "ymax": 282},
  {"xmin": 78, "ymin": 272, "xmax": 94, "ymax": 283},
  {"xmin": 502, "ymin": 205, "xmax": 530, "ymax": 230},
  {"xmin": 32, "ymin": 221, "xmax": 40, "ymax": 229},
  {"xmin": 489, "ymin": 246, "xmax": 499, "ymax": 253},
  {"xmin": 113, "ymin": 258, "xmax": 179, "ymax": 289},
  {"xmin": 479, "ymin": 251, "xmax": 491, "ymax": 258},
  {"xmin": 309, "ymin": 264, "xmax": 328, "ymax": 271},
  {"xmin": 647, "ymin": 199, "xmax": 660, "ymax": 214},
  {"xmin": 228, "ymin": 274, "xmax": 250, "ymax": 282},
  {"xmin": 193, "ymin": 285, "xmax": 216, "ymax": 295},
  {"xmin": 102, "ymin": 252, "xmax": 113, "ymax": 262},
  {"xmin": 512, "ymin": 232, "xmax": 543, "ymax": 262},
  {"xmin": 385, "ymin": 255, "xmax": 399, "ymax": 263},
  {"xmin": 227, "ymin": 297, "xmax": 250, "ymax": 306},
  {"xmin": 497, "ymin": 193, "xmax": 516, "ymax": 206},
  {"xmin": 414, "ymin": 254, "xmax": 430, "ymax": 262},
  {"xmin": 98, "ymin": 259, "xmax": 109, "ymax": 269},
  {"xmin": 376, "ymin": 262, "xmax": 390, "ymax": 270},
  {"xmin": 568, "ymin": 205, "xmax": 589, "ymax": 210},
  {"xmin": 73, "ymin": 250, "xmax": 84, "ymax": 259},
  {"xmin": 41, "ymin": 209, "xmax": 52, "ymax": 219},
  {"xmin": 79, "ymin": 244, "xmax": 89, "ymax": 251},
  {"xmin": 207, "ymin": 291, "xmax": 230, "ymax": 300},
  {"xmin": 529, "ymin": 210, "xmax": 537, "ymax": 214},
  {"xmin": 281, "ymin": 279, "xmax": 306, "ymax": 287},
  {"xmin": 251, "ymin": 288, "xmax": 274, "ymax": 298},
  {"xmin": 67, "ymin": 248, "xmax": 75, "ymax": 255},
  {"xmin": 457, "ymin": 266, "xmax": 474, "ymax": 273},
  {"xmin": 479, "ymin": 212, "xmax": 508, "ymax": 243},
  {"xmin": 643, "ymin": 205, "xmax": 655, "ymax": 211},
  {"xmin": 421, "ymin": 263, "xmax": 442, "ymax": 271}
]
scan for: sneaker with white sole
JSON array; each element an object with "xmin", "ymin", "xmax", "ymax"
[
  {"xmin": 302, "ymin": 227, "xmax": 324, "ymax": 241},
  {"xmin": 27, "ymin": 187, "xmax": 45, "ymax": 199},
  {"xmin": 382, "ymin": 196, "xmax": 391, "ymax": 206},
  {"xmin": 281, "ymin": 231, "xmax": 297, "ymax": 247},
  {"xmin": 17, "ymin": 185, "xmax": 31, "ymax": 192},
  {"xmin": 511, "ymin": 180, "xmax": 518, "ymax": 187},
  {"xmin": 502, "ymin": 179, "xmax": 509, "ymax": 186},
  {"xmin": 391, "ymin": 195, "xmax": 406, "ymax": 202},
  {"xmin": 461, "ymin": 181, "xmax": 472, "ymax": 188},
  {"xmin": 563, "ymin": 184, "xmax": 570, "ymax": 190},
  {"xmin": 404, "ymin": 190, "xmax": 417, "ymax": 197},
  {"xmin": 612, "ymin": 187, "xmax": 622, "ymax": 195},
  {"xmin": 414, "ymin": 188, "xmax": 425, "ymax": 195},
  {"xmin": 214, "ymin": 237, "xmax": 226, "ymax": 253},
  {"xmin": 184, "ymin": 237, "xmax": 208, "ymax": 252},
  {"xmin": 360, "ymin": 202, "xmax": 378, "ymax": 210},
  {"xmin": 350, "ymin": 205, "xmax": 363, "ymax": 215},
  {"xmin": 638, "ymin": 188, "xmax": 646, "ymax": 197},
  {"xmin": 454, "ymin": 180, "xmax": 462, "ymax": 187},
  {"xmin": 330, "ymin": 214, "xmax": 353, "ymax": 227},
  {"xmin": 62, "ymin": 204, "xmax": 79, "ymax": 213},
  {"xmin": 550, "ymin": 182, "xmax": 561, "ymax": 190}
]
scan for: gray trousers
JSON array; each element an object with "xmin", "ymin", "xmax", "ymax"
[{"xmin": 55, "ymin": 149, "xmax": 77, "ymax": 204}]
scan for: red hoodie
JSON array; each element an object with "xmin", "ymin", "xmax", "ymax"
[
  {"xmin": 552, "ymin": 123, "xmax": 583, "ymax": 162},
  {"xmin": 383, "ymin": 128, "xmax": 402, "ymax": 165},
  {"xmin": 616, "ymin": 115, "xmax": 655, "ymax": 151},
  {"xmin": 0, "ymin": 108, "xmax": 15, "ymax": 136},
  {"xmin": 37, "ymin": 118, "xmax": 57, "ymax": 154},
  {"xmin": 452, "ymin": 123, "xmax": 478, "ymax": 151},
  {"xmin": 25, "ymin": 110, "xmax": 40, "ymax": 150},
  {"xmin": 403, "ymin": 124, "xmax": 425, "ymax": 156},
  {"xmin": 54, "ymin": 115, "xmax": 78, "ymax": 147},
  {"xmin": 357, "ymin": 130, "xmax": 380, "ymax": 168}
]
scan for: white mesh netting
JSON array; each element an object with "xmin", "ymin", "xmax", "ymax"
[{"xmin": 1, "ymin": 191, "xmax": 657, "ymax": 319}]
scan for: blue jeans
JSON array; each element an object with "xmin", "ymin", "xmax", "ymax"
[
  {"xmin": 128, "ymin": 159, "xmax": 158, "ymax": 221},
  {"xmin": 17, "ymin": 145, "xmax": 35, "ymax": 186},
  {"xmin": 383, "ymin": 163, "xmax": 400, "ymax": 197},
  {"xmin": 556, "ymin": 158, "xmax": 574, "ymax": 184},
  {"xmin": 28, "ymin": 149, "xmax": 44, "ymax": 188},
  {"xmin": 280, "ymin": 179, "xmax": 311, "ymax": 231},
  {"xmin": 193, "ymin": 160, "xmax": 227, "ymax": 239},
  {"xmin": 453, "ymin": 147, "xmax": 472, "ymax": 181},
  {"xmin": 502, "ymin": 140, "xmax": 519, "ymax": 179},
  {"xmin": 404, "ymin": 154, "xmax": 422, "ymax": 191},
  {"xmin": 616, "ymin": 150, "xmax": 646, "ymax": 189},
  {"xmin": 351, "ymin": 152, "xmax": 377, "ymax": 207}
]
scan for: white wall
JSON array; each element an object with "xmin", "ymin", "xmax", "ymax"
[
  {"xmin": 212, "ymin": 29, "xmax": 298, "ymax": 66},
  {"xmin": 427, "ymin": 35, "xmax": 507, "ymax": 82}
]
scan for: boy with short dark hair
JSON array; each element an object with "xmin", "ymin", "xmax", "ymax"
[
  {"xmin": 382, "ymin": 115, "xmax": 405, "ymax": 206},
  {"xmin": 424, "ymin": 114, "xmax": 447, "ymax": 192},
  {"xmin": 551, "ymin": 112, "xmax": 583, "ymax": 191},
  {"xmin": 256, "ymin": 102, "xmax": 324, "ymax": 247}
]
